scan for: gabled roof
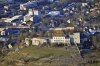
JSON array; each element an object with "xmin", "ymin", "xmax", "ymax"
[{"xmin": 49, "ymin": 28, "xmax": 65, "ymax": 37}]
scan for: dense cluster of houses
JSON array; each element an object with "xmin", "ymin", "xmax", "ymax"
[{"xmin": 0, "ymin": 0, "xmax": 100, "ymax": 49}]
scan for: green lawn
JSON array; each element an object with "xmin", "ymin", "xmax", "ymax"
[
  {"xmin": 1, "ymin": 46, "xmax": 100, "ymax": 66},
  {"xmin": 1, "ymin": 46, "xmax": 70, "ymax": 66}
]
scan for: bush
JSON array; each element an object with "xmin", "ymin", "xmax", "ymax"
[
  {"xmin": 39, "ymin": 43, "xmax": 49, "ymax": 47},
  {"xmin": 50, "ymin": 43, "xmax": 60, "ymax": 47},
  {"xmin": 21, "ymin": 56, "xmax": 38, "ymax": 63},
  {"xmin": 3, "ymin": 59, "xmax": 16, "ymax": 65}
]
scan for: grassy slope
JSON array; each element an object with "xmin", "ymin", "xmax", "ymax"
[{"xmin": 1, "ymin": 46, "xmax": 70, "ymax": 66}]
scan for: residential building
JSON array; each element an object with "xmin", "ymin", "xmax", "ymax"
[
  {"xmin": 33, "ymin": 9, "xmax": 39, "ymax": 16},
  {"xmin": 49, "ymin": 28, "xmax": 69, "ymax": 44},
  {"xmin": 20, "ymin": 4, "xmax": 26, "ymax": 10},
  {"xmin": 4, "ymin": 6, "xmax": 9, "ymax": 10},
  {"xmin": 25, "ymin": 38, "xmax": 47, "ymax": 46},
  {"xmin": 65, "ymin": 27, "xmax": 75, "ymax": 30},
  {"xmin": 31, "ymin": 38, "xmax": 47, "ymax": 46},
  {"xmin": 0, "ymin": 30, "xmax": 5, "ymax": 35},
  {"xmin": 3, "ymin": 15, "xmax": 21, "ymax": 22},
  {"xmin": 20, "ymin": 1, "xmax": 37, "ymax": 10},
  {"xmin": 0, "ymin": 28, "xmax": 6, "ymax": 32},
  {"xmin": 73, "ymin": 33, "xmax": 80, "ymax": 44},
  {"xmin": 28, "ymin": 9, "xmax": 34, "ymax": 15},
  {"xmin": 8, "ymin": 44, "xmax": 13, "ymax": 49},
  {"xmin": 65, "ymin": 38, "xmax": 71, "ymax": 46},
  {"xmin": 23, "ymin": 15, "xmax": 33, "ymax": 22},
  {"xmin": 82, "ymin": 3, "xmax": 88, "ymax": 7},
  {"xmin": 25, "ymin": 38, "xmax": 30, "ymax": 46},
  {"xmin": 0, "ymin": 37, "xmax": 8, "ymax": 41}
]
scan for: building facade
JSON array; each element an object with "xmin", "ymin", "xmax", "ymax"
[
  {"xmin": 73, "ymin": 33, "xmax": 80, "ymax": 44},
  {"xmin": 31, "ymin": 38, "xmax": 47, "ymax": 46}
]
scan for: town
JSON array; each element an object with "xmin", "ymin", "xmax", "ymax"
[{"xmin": 0, "ymin": 0, "xmax": 100, "ymax": 66}]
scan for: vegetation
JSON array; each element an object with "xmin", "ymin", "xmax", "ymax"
[
  {"xmin": 0, "ymin": 42, "xmax": 99, "ymax": 66},
  {"xmin": 94, "ymin": 0, "xmax": 100, "ymax": 3},
  {"xmin": 0, "ymin": 46, "xmax": 70, "ymax": 66}
]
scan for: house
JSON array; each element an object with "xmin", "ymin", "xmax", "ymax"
[
  {"xmin": 20, "ymin": 1, "xmax": 37, "ymax": 10},
  {"xmin": 23, "ymin": 15, "xmax": 31, "ymax": 22},
  {"xmin": 8, "ymin": 44, "xmax": 13, "ymax": 49},
  {"xmin": 0, "ymin": 37, "xmax": 9, "ymax": 42},
  {"xmin": 92, "ymin": 32, "xmax": 100, "ymax": 48},
  {"xmin": 20, "ymin": 4, "xmax": 27, "ymax": 10},
  {"xmin": 73, "ymin": 33, "xmax": 80, "ymax": 44},
  {"xmin": 47, "ymin": 11, "xmax": 60, "ymax": 16},
  {"xmin": 47, "ymin": 0, "xmax": 54, "ymax": 3},
  {"xmin": 23, "ymin": 14, "xmax": 34, "ymax": 23},
  {"xmin": 23, "ymin": 8, "xmax": 39, "ymax": 22},
  {"xmin": 31, "ymin": 38, "xmax": 47, "ymax": 46},
  {"xmin": 33, "ymin": 9, "xmax": 39, "ymax": 16},
  {"xmin": 28, "ymin": 9, "xmax": 34, "ymax": 15},
  {"xmin": 65, "ymin": 38, "xmax": 71, "ymax": 46},
  {"xmin": 25, "ymin": 38, "xmax": 30, "ymax": 46},
  {"xmin": 0, "ymin": 28, "xmax": 6, "ymax": 32},
  {"xmin": 82, "ymin": 3, "xmax": 88, "ymax": 7},
  {"xmin": 49, "ymin": 28, "xmax": 70, "ymax": 44},
  {"xmin": 3, "ymin": 15, "xmax": 22, "ymax": 23},
  {"xmin": 3, "ymin": 18, "xmax": 12, "ymax": 23},
  {"xmin": 12, "ymin": 22, "xmax": 17, "ymax": 26},
  {"xmin": 30, "ymin": 17, "xmax": 34, "ymax": 22},
  {"xmin": 65, "ymin": 26, "xmax": 75, "ymax": 30},
  {"xmin": 4, "ymin": 6, "xmax": 9, "ymax": 10},
  {"xmin": 67, "ymin": 19, "xmax": 71, "ymax": 23},
  {"xmin": 0, "ymin": 30, "xmax": 6, "ymax": 35},
  {"xmin": 69, "ymin": 32, "xmax": 80, "ymax": 44},
  {"xmin": 25, "ymin": 37, "xmax": 47, "ymax": 46}
]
